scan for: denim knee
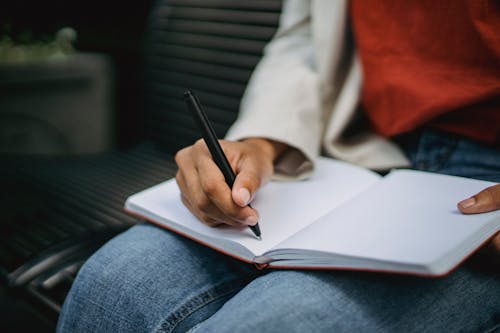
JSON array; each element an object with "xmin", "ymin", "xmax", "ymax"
[
  {"xmin": 58, "ymin": 224, "xmax": 185, "ymax": 332},
  {"xmin": 57, "ymin": 223, "xmax": 259, "ymax": 333}
]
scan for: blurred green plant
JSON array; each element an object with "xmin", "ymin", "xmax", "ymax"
[{"xmin": 0, "ymin": 27, "xmax": 77, "ymax": 63}]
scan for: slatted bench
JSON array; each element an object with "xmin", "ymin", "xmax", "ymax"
[{"xmin": 0, "ymin": 0, "xmax": 282, "ymax": 324}]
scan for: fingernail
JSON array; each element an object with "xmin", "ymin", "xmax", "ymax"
[
  {"xmin": 245, "ymin": 215, "xmax": 258, "ymax": 226},
  {"xmin": 459, "ymin": 197, "xmax": 476, "ymax": 209},
  {"xmin": 238, "ymin": 188, "xmax": 251, "ymax": 206}
]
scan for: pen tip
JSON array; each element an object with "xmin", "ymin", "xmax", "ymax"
[{"xmin": 256, "ymin": 236, "xmax": 262, "ymax": 241}]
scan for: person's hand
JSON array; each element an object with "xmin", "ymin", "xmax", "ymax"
[
  {"xmin": 175, "ymin": 138, "xmax": 287, "ymax": 228},
  {"xmin": 458, "ymin": 184, "xmax": 500, "ymax": 253}
]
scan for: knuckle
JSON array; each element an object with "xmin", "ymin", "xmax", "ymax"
[
  {"xmin": 175, "ymin": 170, "xmax": 182, "ymax": 183},
  {"xmin": 243, "ymin": 167, "xmax": 265, "ymax": 184},
  {"xmin": 197, "ymin": 196, "xmax": 212, "ymax": 213},
  {"xmin": 489, "ymin": 185, "xmax": 500, "ymax": 205},
  {"xmin": 484, "ymin": 188, "xmax": 495, "ymax": 203},
  {"xmin": 202, "ymin": 218, "xmax": 219, "ymax": 228},
  {"xmin": 479, "ymin": 188, "xmax": 497, "ymax": 210},
  {"xmin": 174, "ymin": 148, "xmax": 188, "ymax": 165},
  {"xmin": 201, "ymin": 178, "xmax": 220, "ymax": 196},
  {"xmin": 194, "ymin": 139, "xmax": 206, "ymax": 150},
  {"xmin": 200, "ymin": 216, "xmax": 212, "ymax": 226},
  {"xmin": 180, "ymin": 193, "xmax": 190, "ymax": 208},
  {"xmin": 225, "ymin": 208, "xmax": 245, "ymax": 221},
  {"xmin": 250, "ymin": 174, "xmax": 262, "ymax": 190}
]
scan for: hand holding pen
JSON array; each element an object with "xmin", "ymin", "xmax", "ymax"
[{"xmin": 174, "ymin": 90, "xmax": 286, "ymax": 239}]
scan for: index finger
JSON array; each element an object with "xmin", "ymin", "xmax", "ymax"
[{"xmin": 196, "ymin": 156, "xmax": 259, "ymax": 226}]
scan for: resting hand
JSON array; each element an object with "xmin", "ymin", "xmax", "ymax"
[
  {"xmin": 458, "ymin": 184, "xmax": 500, "ymax": 253},
  {"xmin": 175, "ymin": 138, "xmax": 286, "ymax": 228}
]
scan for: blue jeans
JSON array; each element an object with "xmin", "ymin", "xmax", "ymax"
[{"xmin": 57, "ymin": 129, "xmax": 500, "ymax": 333}]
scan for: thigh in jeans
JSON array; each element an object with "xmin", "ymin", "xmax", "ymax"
[
  {"xmin": 401, "ymin": 129, "xmax": 500, "ymax": 182},
  {"xmin": 57, "ymin": 223, "xmax": 260, "ymax": 333}
]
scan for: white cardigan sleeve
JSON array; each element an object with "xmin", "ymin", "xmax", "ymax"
[{"xmin": 225, "ymin": 0, "xmax": 320, "ymax": 179}]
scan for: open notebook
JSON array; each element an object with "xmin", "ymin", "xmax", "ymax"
[{"xmin": 125, "ymin": 157, "xmax": 500, "ymax": 277}]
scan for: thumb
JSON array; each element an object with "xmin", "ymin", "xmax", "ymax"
[
  {"xmin": 232, "ymin": 162, "xmax": 268, "ymax": 207},
  {"xmin": 458, "ymin": 184, "xmax": 500, "ymax": 214}
]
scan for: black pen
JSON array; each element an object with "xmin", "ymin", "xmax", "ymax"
[{"xmin": 183, "ymin": 89, "xmax": 262, "ymax": 240}]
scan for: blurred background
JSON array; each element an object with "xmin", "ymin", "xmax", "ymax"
[
  {"xmin": 0, "ymin": 0, "xmax": 154, "ymax": 155},
  {"xmin": 1, "ymin": 0, "xmax": 154, "ymax": 331},
  {"xmin": 0, "ymin": 1, "xmax": 282, "ymax": 331}
]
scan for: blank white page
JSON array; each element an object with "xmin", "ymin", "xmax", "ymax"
[
  {"xmin": 276, "ymin": 170, "xmax": 500, "ymax": 274},
  {"xmin": 125, "ymin": 157, "xmax": 381, "ymax": 255}
]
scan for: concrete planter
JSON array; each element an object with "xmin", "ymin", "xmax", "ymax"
[{"xmin": 0, "ymin": 53, "xmax": 115, "ymax": 154}]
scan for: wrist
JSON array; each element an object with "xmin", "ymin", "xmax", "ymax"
[{"xmin": 243, "ymin": 138, "xmax": 288, "ymax": 162}]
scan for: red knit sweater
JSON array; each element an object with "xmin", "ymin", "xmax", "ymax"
[{"xmin": 351, "ymin": 0, "xmax": 500, "ymax": 145}]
